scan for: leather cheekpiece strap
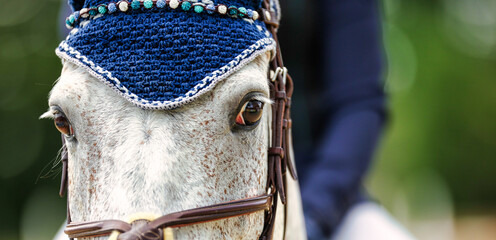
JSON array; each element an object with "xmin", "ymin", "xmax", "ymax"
[
  {"xmin": 274, "ymin": 91, "xmax": 286, "ymax": 100},
  {"xmin": 258, "ymin": 8, "xmax": 279, "ymax": 29},
  {"xmin": 268, "ymin": 147, "xmax": 285, "ymax": 159},
  {"xmin": 59, "ymin": 135, "xmax": 68, "ymax": 198}
]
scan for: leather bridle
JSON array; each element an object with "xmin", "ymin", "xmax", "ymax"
[{"xmin": 58, "ymin": 1, "xmax": 297, "ymax": 239}]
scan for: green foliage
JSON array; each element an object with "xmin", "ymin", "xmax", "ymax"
[
  {"xmin": 0, "ymin": 1, "xmax": 67, "ymax": 239},
  {"xmin": 368, "ymin": 0, "xmax": 496, "ymax": 215}
]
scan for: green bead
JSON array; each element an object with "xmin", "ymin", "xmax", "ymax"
[
  {"xmin": 131, "ymin": 0, "xmax": 141, "ymax": 9},
  {"xmin": 194, "ymin": 5, "xmax": 203, "ymax": 13},
  {"xmin": 98, "ymin": 5, "xmax": 107, "ymax": 14},
  {"xmin": 181, "ymin": 1, "xmax": 192, "ymax": 11},
  {"xmin": 228, "ymin": 6, "xmax": 237, "ymax": 16},
  {"xmin": 238, "ymin": 7, "xmax": 246, "ymax": 17},
  {"xmin": 89, "ymin": 7, "xmax": 97, "ymax": 16},
  {"xmin": 68, "ymin": 15, "xmax": 75, "ymax": 24},
  {"xmin": 143, "ymin": 0, "xmax": 153, "ymax": 9}
]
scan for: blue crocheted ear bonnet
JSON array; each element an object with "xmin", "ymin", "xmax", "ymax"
[{"xmin": 57, "ymin": 0, "xmax": 280, "ymax": 109}]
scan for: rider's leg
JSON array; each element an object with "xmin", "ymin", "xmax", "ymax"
[
  {"xmin": 53, "ymin": 222, "xmax": 67, "ymax": 240},
  {"xmin": 331, "ymin": 202, "xmax": 416, "ymax": 240}
]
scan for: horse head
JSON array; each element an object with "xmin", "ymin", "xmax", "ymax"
[{"xmin": 44, "ymin": 0, "xmax": 305, "ymax": 239}]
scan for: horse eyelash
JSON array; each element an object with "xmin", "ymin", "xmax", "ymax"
[
  {"xmin": 36, "ymin": 145, "xmax": 64, "ymax": 182},
  {"xmin": 252, "ymin": 96, "xmax": 273, "ymax": 105},
  {"xmin": 39, "ymin": 109, "xmax": 55, "ymax": 119}
]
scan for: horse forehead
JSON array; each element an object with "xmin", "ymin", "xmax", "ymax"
[
  {"xmin": 50, "ymin": 55, "xmax": 270, "ymax": 116},
  {"xmin": 49, "ymin": 56, "xmax": 271, "ymax": 182}
]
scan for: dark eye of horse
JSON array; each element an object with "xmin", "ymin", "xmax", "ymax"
[
  {"xmin": 54, "ymin": 112, "xmax": 73, "ymax": 136},
  {"xmin": 235, "ymin": 100, "xmax": 264, "ymax": 126}
]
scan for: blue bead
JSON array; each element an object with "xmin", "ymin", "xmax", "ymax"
[
  {"xmin": 156, "ymin": 0, "xmax": 166, "ymax": 8},
  {"xmin": 247, "ymin": 9, "xmax": 253, "ymax": 18},
  {"xmin": 73, "ymin": 11, "xmax": 80, "ymax": 21},
  {"xmin": 108, "ymin": 3, "xmax": 117, "ymax": 13},
  {"xmin": 181, "ymin": 1, "xmax": 192, "ymax": 11},
  {"xmin": 206, "ymin": 4, "xmax": 215, "ymax": 14},
  {"xmin": 131, "ymin": 0, "xmax": 141, "ymax": 9}
]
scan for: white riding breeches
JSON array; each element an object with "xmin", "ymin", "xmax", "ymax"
[{"xmin": 331, "ymin": 202, "xmax": 416, "ymax": 240}]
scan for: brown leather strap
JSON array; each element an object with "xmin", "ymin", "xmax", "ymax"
[
  {"xmin": 268, "ymin": 147, "xmax": 285, "ymax": 159},
  {"xmin": 65, "ymin": 220, "xmax": 132, "ymax": 238},
  {"xmin": 65, "ymin": 195, "xmax": 272, "ymax": 239},
  {"xmin": 59, "ymin": 135, "xmax": 68, "ymax": 198},
  {"xmin": 258, "ymin": 8, "xmax": 279, "ymax": 28},
  {"xmin": 60, "ymin": 135, "xmax": 73, "ymax": 240},
  {"xmin": 274, "ymin": 91, "xmax": 286, "ymax": 100},
  {"xmin": 258, "ymin": 0, "xmax": 299, "ymax": 238},
  {"xmin": 149, "ymin": 195, "xmax": 272, "ymax": 229}
]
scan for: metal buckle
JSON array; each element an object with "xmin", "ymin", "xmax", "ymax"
[{"xmin": 108, "ymin": 213, "xmax": 174, "ymax": 240}]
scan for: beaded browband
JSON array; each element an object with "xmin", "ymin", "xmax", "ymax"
[{"xmin": 65, "ymin": 0, "xmax": 261, "ymax": 29}]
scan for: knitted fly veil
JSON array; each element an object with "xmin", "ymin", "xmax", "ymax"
[{"xmin": 57, "ymin": 0, "xmax": 281, "ymax": 109}]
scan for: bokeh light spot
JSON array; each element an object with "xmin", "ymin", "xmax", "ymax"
[
  {"xmin": 0, "ymin": 0, "xmax": 42, "ymax": 27},
  {"xmin": 383, "ymin": 23, "xmax": 417, "ymax": 93}
]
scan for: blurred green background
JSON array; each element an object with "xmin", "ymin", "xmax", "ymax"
[
  {"xmin": 0, "ymin": 0, "xmax": 495, "ymax": 239},
  {"xmin": 367, "ymin": 0, "xmax": 496, "ymax": 239}
]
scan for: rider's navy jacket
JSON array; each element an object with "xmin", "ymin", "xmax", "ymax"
[{"xmin": 288, "ymin": 0, "xmax": 386, "ymax": 237}]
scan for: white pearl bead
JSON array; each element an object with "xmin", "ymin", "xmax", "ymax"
[
  {"xmin": 252, "ymin": 11, "xmax": 259, "ymax": 20},
  {"xmin": 169, "ymin": 0, "xmax": 179, "ymax": 9},
  {"xmin": 264, "ymin": 10, "xmax": 271, "ymax": 21},
  {"xmin": 80, "ymin": 8, "xmax": 89, "ymax": 18},
  {"xmin": 118, "ymin": 1, "xmax": 129, "ymax": 12},
  {"xmin": 218, "ymin": 5, "xmax": 227, "ymax": 14}
]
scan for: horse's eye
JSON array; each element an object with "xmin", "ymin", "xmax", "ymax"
[
  {"xmin": 235, "ymin": 100, "xmax": 264, "ymax": 126},
  {"xmin": 54, "ymin": 112, "xmax": 73, "ymax": 136}
]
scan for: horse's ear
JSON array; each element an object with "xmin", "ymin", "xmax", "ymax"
[{"xmin": 68, "ymin": 0, "xmax": 85, "ymax": 11}]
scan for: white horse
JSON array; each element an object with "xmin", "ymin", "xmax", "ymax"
[{"xmin": 44, "ymin": 51, "xmax": 306, "ymax": 239}]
